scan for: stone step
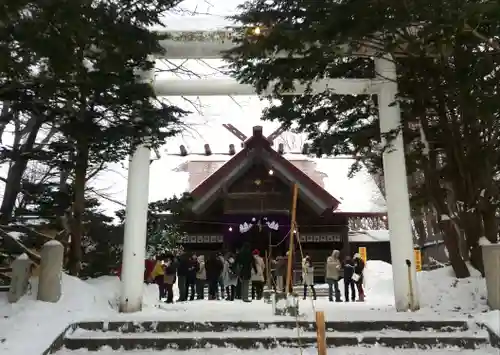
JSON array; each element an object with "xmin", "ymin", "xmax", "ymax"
[
  {"xmin": 62, "ymin": 329, "xmax": 490, "ymax": 351},
  {"xmin": 195, "ymin": 286, "xmax": 331, "ymax": 296},
  {"xmin": 48, "ymin": 347, "xmax": 500, "ymax": 355},
  {"xmin": 44, "ymin": 320, "xmax": 496, "ymax": 353},
  {"xmin": 74, "ymin": 320, "xmax": 471, "ymax": 333}
]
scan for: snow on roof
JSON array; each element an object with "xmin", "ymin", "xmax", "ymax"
[
  {"xmin": 7, "ymin": 231, "xmax": 24, "ymax": 240},
  {"xmin": 349, "ymin": 230, "xmax": 390, "ymax": 243}
]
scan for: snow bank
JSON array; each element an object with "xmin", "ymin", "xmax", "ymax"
[
  {"xmin": 417, "ymin": 264, "xmax": 488, "ymax": 314},
  {"xmin": 1, "ymin": 274, "xmax": 163, "ymax": 353},
  {"xmin": 361, "ymin": 260, "xmax": 489, "ymax": 315},
  {"xmin": 85, "ymin": 276, "xmax": 160, "ymax": 310},
  {"xmin": 478, "ymin": 310, "xmax": 500, "ymax": 335},
  {"xmin": 0, "ymin": 274, "xmax": 117, "ymax": 355},
  {"xmin": 364, "ymin": 260, "xmax": 394, "ymax": 300}
]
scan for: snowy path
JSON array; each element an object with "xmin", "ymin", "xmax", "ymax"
[{"xmin": 53, "ymin": 346, "xmax": 499, "ymax": 355}]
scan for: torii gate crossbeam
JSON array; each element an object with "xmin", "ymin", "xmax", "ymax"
[{"xmin": 119, "ymin": 30, "xmax": 419, "ymax": 313}]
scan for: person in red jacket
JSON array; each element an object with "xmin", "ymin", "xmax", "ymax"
[
  {"xmin": 144, "ymin": 259, "xmax": 155, "ymax": 283},
  {"xmin": 116, "ymin": 259, "xmax": 156, "ymax": 284}
]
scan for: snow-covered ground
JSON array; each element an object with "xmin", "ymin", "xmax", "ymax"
[{"xmin": 0, "ymin": 261, "xmax": 498, "ymax": 355}]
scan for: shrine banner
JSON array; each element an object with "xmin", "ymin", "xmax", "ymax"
[{"xmin": 222, "ymin": 213, "xmax": 291, "ymax": 244}]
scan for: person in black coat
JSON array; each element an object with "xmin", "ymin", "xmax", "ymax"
[
  {"xmin": 236, "ymin": 242, "xmax": 257, "ymax": 302},
  {"xmin": 176, "ymin": 252, "xmax": 189, "ymax": 301},
  {"xmin": 205, "ymin": 252, "xmax": 224, "ymax": 300},
  {"xmin": 342, "ymin": 256, "xmax": 356, "ymax": 302},
  {"xmin": 186, "ymin": 253, "xmax": 199, "ymax": 301}
]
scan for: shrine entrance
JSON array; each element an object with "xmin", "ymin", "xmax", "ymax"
[
  {"xmin": 230, "ymin": 228, "xmax": 269, "ymax": 255},
  {"xmin": 225, "ymin": 215, "xmax": 286, "ymax": 256}
]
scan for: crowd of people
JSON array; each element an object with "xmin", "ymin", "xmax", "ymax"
[
  {"xmin": 141, "ymin": 242, "xmax": 366, "ymax": 304},
  {"xmin": 272, "ymin": 250, "xmax": 366, "ymax": 302},
  {"xmin": 147, "ymin": 242, "xmax": 264, "ymax": 303}
]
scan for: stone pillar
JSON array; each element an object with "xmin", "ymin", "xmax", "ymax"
[
  {"xmin": 37, "ymin": 240, "xmax": 64, "ymax": 303},
  {"xmin": 8, "ymin": 253, "xmax": 32, "ymax": 303},
  {"xmin": 375, "ymin": 55, "xmax": 420, "ymax": 312},
  {"xmin": 482, "ymin": 244, "xmax": 500, "ymax": 310}
]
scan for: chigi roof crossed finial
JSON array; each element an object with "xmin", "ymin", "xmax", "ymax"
[
  {"xmin": 165, "ymin": 123, "xmax": 386, "ymax": 215},
  {"xmin": 177, "ymin": 123, "xmax": 310, "ymax": 157}
]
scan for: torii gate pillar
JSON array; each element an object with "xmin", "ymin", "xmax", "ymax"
[
  {"xmin": 119, "ymin": 66, "xmax": 154, "ymax": 313},
  {"xmin": 375, "ymin": 55, "xmax": 419, "ymax": 311}
]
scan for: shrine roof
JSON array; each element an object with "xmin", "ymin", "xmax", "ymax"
[
  {"xmin": 169, "ymin": 146, "xmax": 386, "ymax": 214},
  {"xmin": 144, "ymin": 116, "xmax": 386, "ymax": 216},
  {"xmin": 188, "ymin": 128, "xmax": 343, "ymax": 214},
  {"xmin": 174, "ymin": 154, "xmax": 385, "ymax": 214}
]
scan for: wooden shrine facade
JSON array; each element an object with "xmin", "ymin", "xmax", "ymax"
[{"xmin": 176, "ymin": 125, "xmax": 387, "ymax": 265}]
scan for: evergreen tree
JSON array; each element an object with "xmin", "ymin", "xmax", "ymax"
[
  {"xmin": 226, "ymin": 0, "xmax": 500, "ymax": 276},
  {"xmin": 116, "ymin": 193, "xmax": 192, "ymax": 258},
  {"xmin": 0, "ymin": 0, "xmax": 186, "ymax": 274}
]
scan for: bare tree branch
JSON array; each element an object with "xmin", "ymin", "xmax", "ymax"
[
  {"xmin": 86, "ymin": 186, "xmax": 126, "ymax": 208},
  {"xmin": 464, "ymin": 23, "xmax": 500, "ymax": 50}
]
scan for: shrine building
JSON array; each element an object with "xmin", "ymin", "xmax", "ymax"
[{"xmin": 164, "ymin": 124, "xmax": 389, "ymax": 280}]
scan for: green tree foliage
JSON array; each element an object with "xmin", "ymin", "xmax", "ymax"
[
  {"xmin": 226, "ymin": 0, "xmax": 500, "ymax": 277},
  {"xmin": 116, "ymin": 193, "xmax": 193, "ymax": 258},
  {"xmin": 0, "ymin": 0, "xmax": 187, "ymax": 274},
  {"xmin": 146, "ymin": 225, "xmax": 184, "ymax": 258},
  {"xmin": 80, "ymin": 210, "xmax": 123, "ymax": 279}
]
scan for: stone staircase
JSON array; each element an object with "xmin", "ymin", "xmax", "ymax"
[
  {"xmin": 46, "ymin": 319, "xmax": 494, "ymax": 353},
  {"xmin": 204, "ymin": 285, "xmax": 330, "ymax": 298}
]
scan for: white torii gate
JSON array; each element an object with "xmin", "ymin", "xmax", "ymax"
[{"xmin": 119, "ymin": 30, "xmax": 420, "ymax": 313}]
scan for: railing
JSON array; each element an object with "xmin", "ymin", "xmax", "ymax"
[{"xmin": 0, "ymin": 266, "xmax": 12, "ymax": 292}]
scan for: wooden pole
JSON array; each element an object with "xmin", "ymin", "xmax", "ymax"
[
  {"xmin": 267, "ymin": 231, "xmax": 272, "ymax": 288},
  {"xmin": 315, "ymin": 311, "xmax": 327, "ymax": 355},
  {"xmin": 285, "ymin": 184, "xmax": 299, "ymax": 294},
  {"xmin": 265, "ymin": 250, "xmax": 270, "ymax": 288}
]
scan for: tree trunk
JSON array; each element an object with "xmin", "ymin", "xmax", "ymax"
[
  {"xmin": 415, "ymin": 97, "xmax": 470, "ymax": 278},
  {"xmin": 0, "ymin": 118, "xmax": 44, "ymax": 224},
  {"xmin": 439, "ymin": 217, "xmax": 470, "ymax": 278},
  {"xmin": 469, "ymin": 245, "xmax": 485, "ymax": 277},
  {"xmin": 68, "ymin": 137, "xmax": 89, "ymax": 276},
  {"xmin": 482, "ymin": 207, "xmax": 498, "ymax": 244},
  {"xmin": 413, "ymin": 213, "xmax": 427, "ymax": 248}
]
